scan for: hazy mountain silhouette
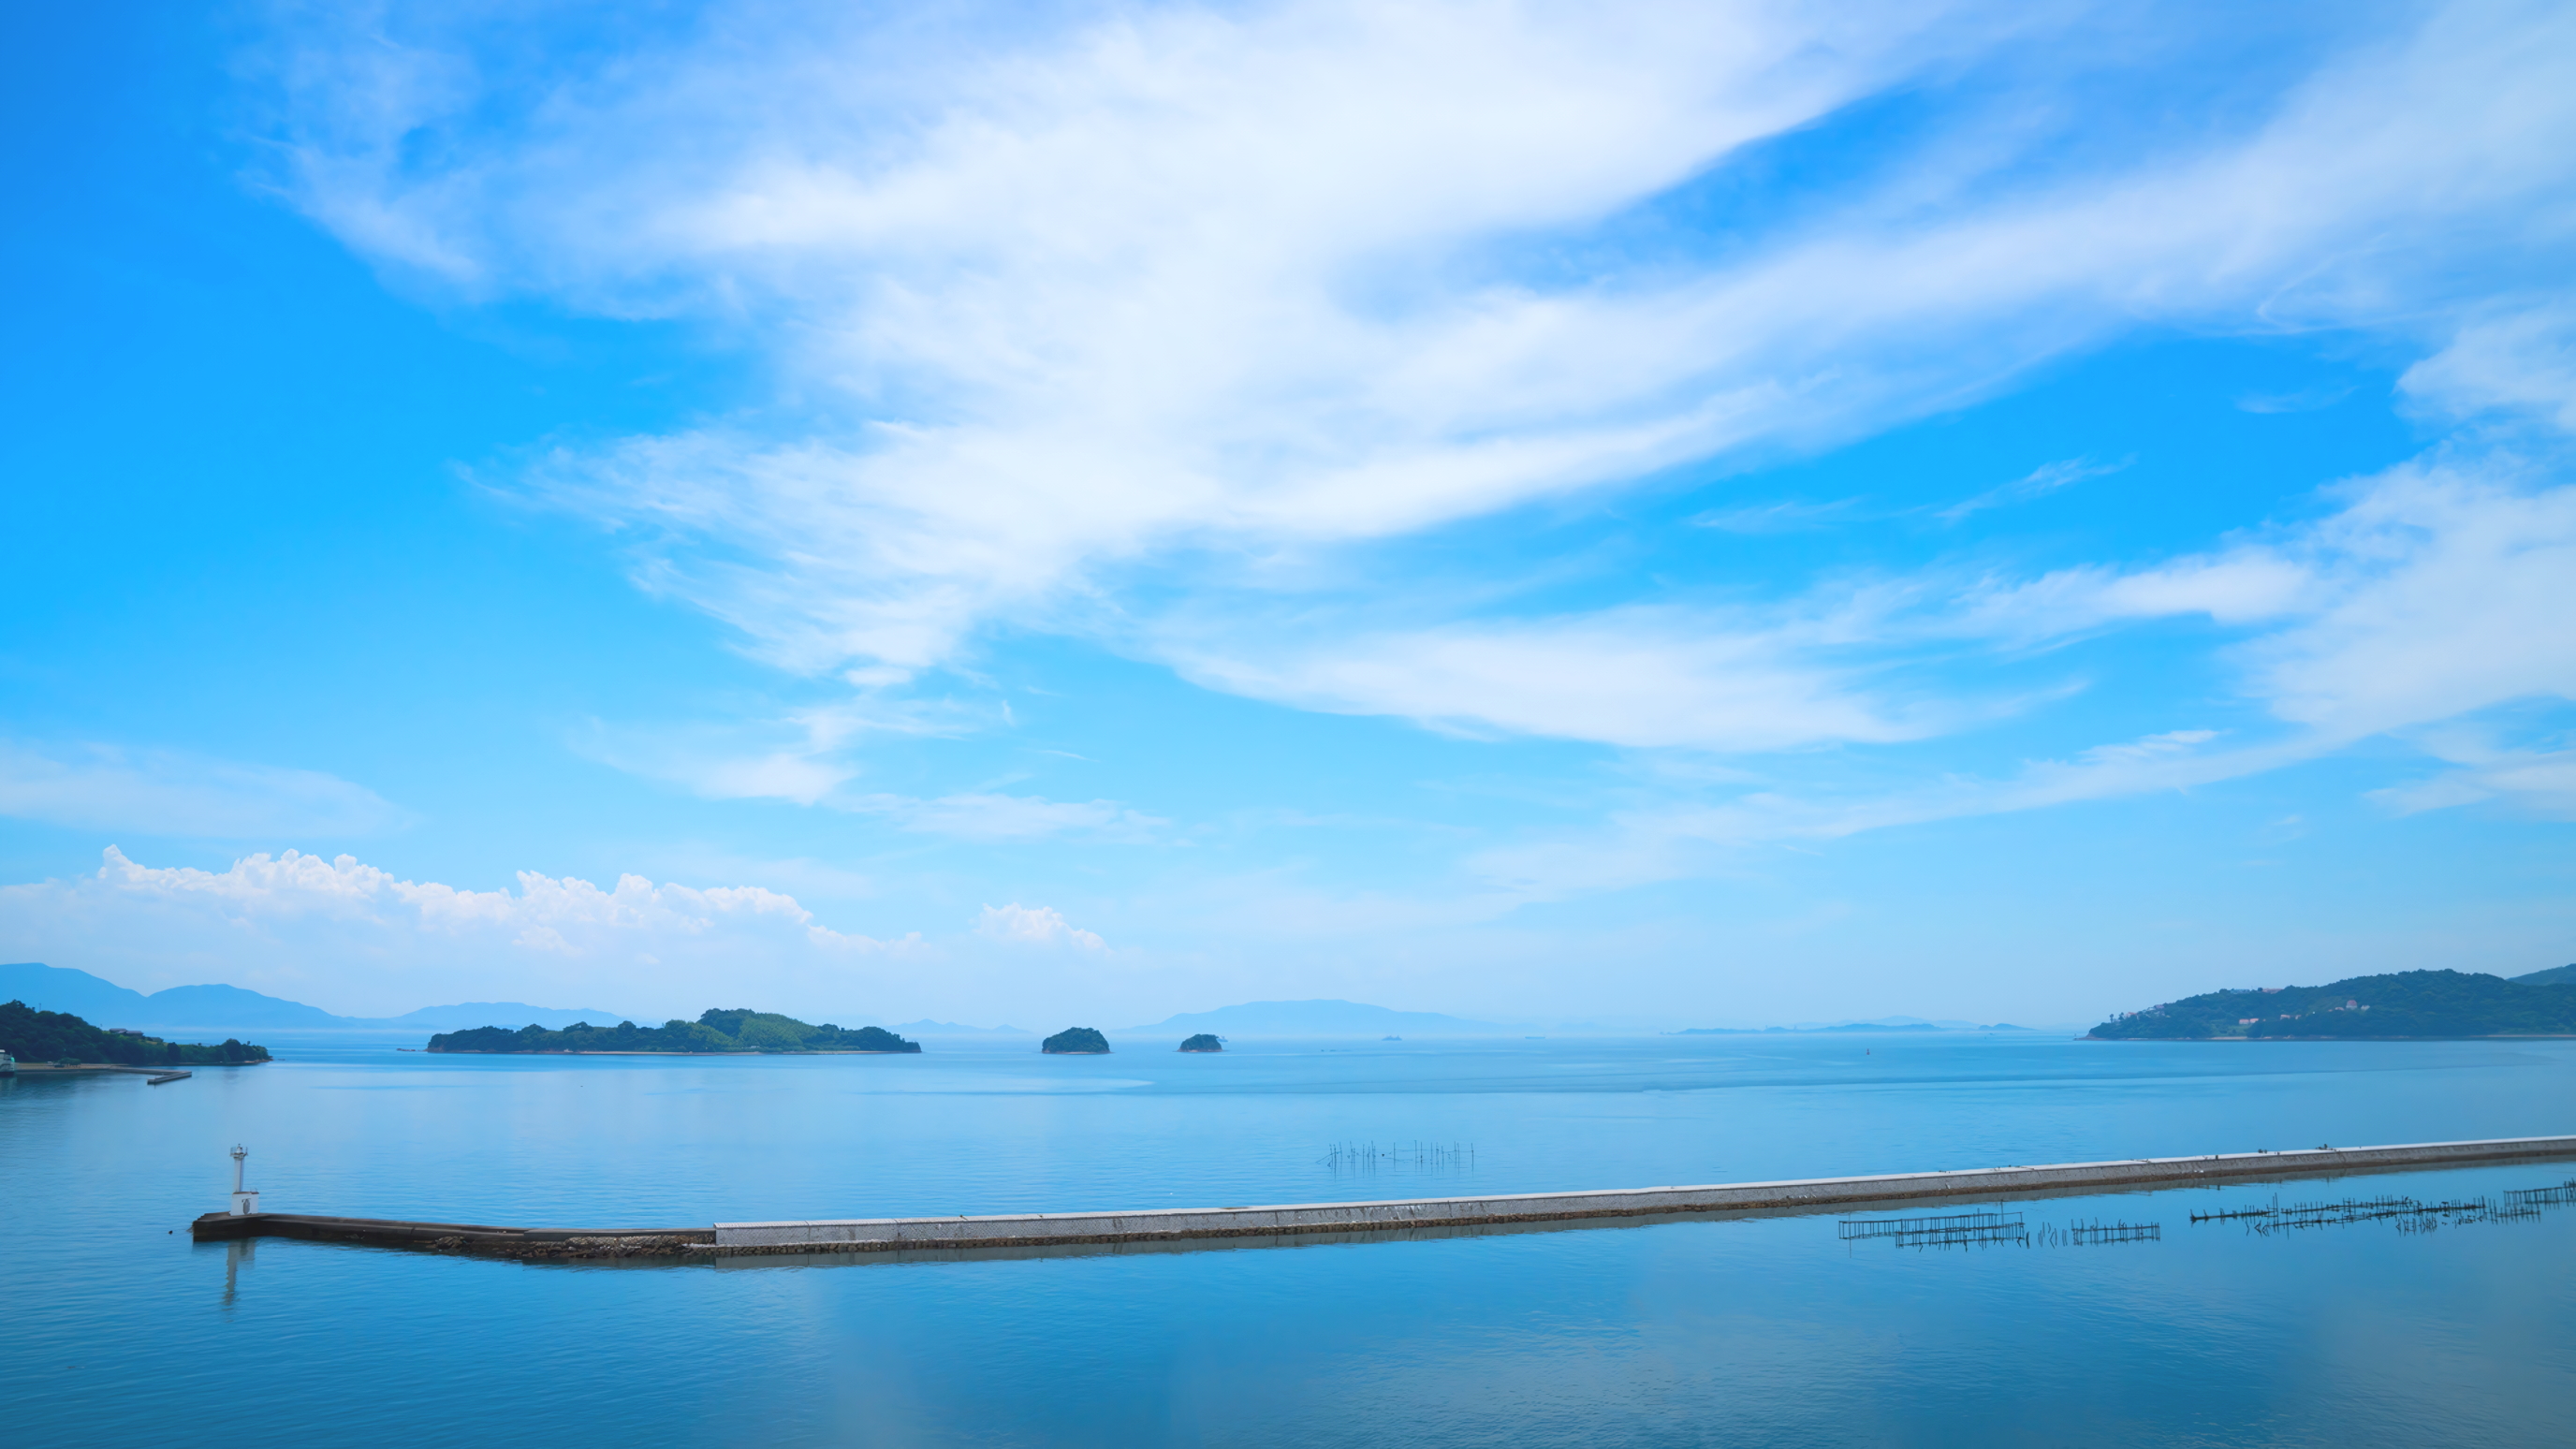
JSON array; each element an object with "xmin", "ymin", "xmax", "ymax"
[{"xmin": 0, "ymin": 962, "xmax": 622, "ymax": 1032}]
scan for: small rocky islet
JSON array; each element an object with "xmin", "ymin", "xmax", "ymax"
[
  {"xmin": 1041, "ymin": 1026, "xmax": 1112, "ymax": 1054},
  {"xmin": 1178, "ymin": 1033, "xmax": 1222, "ymax": 1052}
]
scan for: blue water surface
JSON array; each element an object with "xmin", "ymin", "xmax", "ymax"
[{"xmin": 4, "ymin": 1032, "xmax": 2572, "ymax": 1446}]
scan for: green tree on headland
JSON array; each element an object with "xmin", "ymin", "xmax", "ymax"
[
  {"xmin": 2090, "ymin": 970, "xmax": 2576, "ymax": 1040},
  {"xmin": 0, "ymin": 1001, "xmax": 271, "ymax": 1064},
  {"xmin": 426, "ymin": 1008, "xmax": 918, "ymax": 1054}
]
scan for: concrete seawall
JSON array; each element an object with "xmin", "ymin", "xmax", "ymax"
[
  {"xmin": 190, "ymin": 1134, "xmax": 2576, "ymax": 1259},
  {"xmin": 188, "ymin": 1212, "xmax": 712, "ymax": 1256},
  {"xmin": 711, "ymin": 1134, "xmax": 2576, "ymax": 1253}
]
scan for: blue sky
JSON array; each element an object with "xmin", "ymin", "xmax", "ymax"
[{"xmin": 2, "ymin": 0, "xmax": 2571, "ymax": 1028}]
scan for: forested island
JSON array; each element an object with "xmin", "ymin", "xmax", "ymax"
[
  {"xmin": 1043, "ymin": 1026, "xmax": 1111, "ymax": 1054},
  {"xmin": 428, "ymin": 1008, "xmax": 919, "ymax": 1054},
  {"xmin": 1178, "ymin": 1033, "xmax": 1222, "ymax": 1052},
  {"xmin": 0, "ymin": 1000, "xmax": 271, "ymax": 1065},
  {"xmin": 2091, "ymin": 969, "xmax": 2576, "ymax": 1040}
]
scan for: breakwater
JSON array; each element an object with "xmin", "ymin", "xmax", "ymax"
[
  {"xmin": 188, "ymin": 1213, "xmax": 713, "ymax": 1256},
  {"xmin": 189, "ymin": 1134, "xmax": 2576, "ymax": 1259}
]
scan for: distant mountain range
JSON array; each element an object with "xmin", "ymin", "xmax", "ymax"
[
  {"xmin": 1123, "ymin": 999, "xmax": 1503, "ymax": 1036},
  {"xmin": 0, "ymin": 963, "xmax": 623, "ymax": 1032}
]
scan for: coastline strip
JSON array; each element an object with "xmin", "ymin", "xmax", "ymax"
[{"xmin": 188, "ymin": 1134, "xmax": 2576, "ymax": 1259}]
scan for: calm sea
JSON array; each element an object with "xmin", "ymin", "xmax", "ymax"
[{"xmin": 5, "ymin": 1032, "xmax": 2573, "ymax": 1446}]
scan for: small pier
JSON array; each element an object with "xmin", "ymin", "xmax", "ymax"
[{"xmin": 188, "ymin": 1134, "xmax": 2576, "ymax": 1260}]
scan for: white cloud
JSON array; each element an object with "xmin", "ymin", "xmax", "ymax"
[
  {"xmin": 572, "ymin": 697, "xmax": 978, "ymax": 806},
  {"xmin": 234, "ymin": 0, "xmax": 2576, "ymax": 901},
  {"xmin": 850, "ymin": 794, "xmax": 1163, "ymax": 842},
  {"xmin": 2400, "ymin": 303, "xmax": 2576, "ymax": 432},
  {"xmin": 1173, "ymin": 607, "xmax": 1934, "ymax": 752},
  {"xmin": 2236, "ymin": 385, "xmax": 2355, "ymax": 416},
  {"xmin": 0, "ymin": 846, "xmax": 912, "ymax": 1018},
  {"xmin": 1954, "ymin": 551, "xmax": 2319, "ymax": 641},
  {"xmin": 973, "ymin": 901, "xmax": 1107, "ymax": 950},
  {"xmin": 2368, "ymin": 739, "xmax": 2576, "ymax": 819},
  {"xmin": 1690, "ymin": 496, "xmax": 1879, "ymax": 534},
  {"xmin": 255, "ymin": 0, "xmax": 2576, "ymax": 693},
  {"xmin": 1162, "ymin": 432, "xmax": 2576, "ymax": 762},
  {"xmin": 78, "ymin": 844, "xmax": 846, "ymax": 941},
  {"xmin": 0, "ymin": 741, "xmax": 406, "ymax": 839},
  {"xmin": 1937, "ymin": 456, "xmax": 2129, "ymax": 524},
  {"xmin": 1942, "ymin": 447, "xmax": 2576, "ymax": 750},
  {"xmin": 573, "ymin": 707, "xmax": 1159, "ymax": 837},
  {"xmin": 1464, "ymin": 724, "xmax": 2329, "ymax": 899},
  {"xmin": 1448, "ymin": 442, "xmax": 2576, "ymax": 896},
  {"xmin": 2245, "ymin": 456, "xmax": 2576, "ymax": 739}
]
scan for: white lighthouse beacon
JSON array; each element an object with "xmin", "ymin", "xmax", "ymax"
[{"xmin": 229, "ymin": 1145, "xmax": 260, "ymax": 1217}]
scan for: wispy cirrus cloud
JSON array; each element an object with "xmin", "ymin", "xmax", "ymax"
[
  {"xmin": 233, "ymin": 0, "xmax": 2576, "ymax": 911},
  {"xmin": 2369, "ymin": 722, "xmax": 2576, "ymax": 819},
  {"xmin": 572, "ymin": 706, "xmax": 1159, "ymax": 839},
  {"xmin": 255, "ymin": 0, "xmax": 2576, "ymax": 695},
  {"xmin": 2399, "ymin": 301, "xmax": 2576, "ymax": 432},
  {"xmin": 1447, "ymin": 439, "xmax": 2576, "ymax": 894},
  {"xmin": 1167, "ymin": 605, "xmax": 1942, "ymax": 753},
  {"xmin": 0, "ymin": 741, "xmax": 406, "ymax": 839},
  {"xmin": 847, "ymin": 793, "xmax": 1164, "ymax": 842},
  {"xmin": 1936, "ymin": 456, "xmax": 2130, "ymax": 523}
]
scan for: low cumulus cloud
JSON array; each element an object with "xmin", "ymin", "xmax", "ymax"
[
  {"xmin": 0, "ymin": 846, "xmax": 911, "ymax": 1019},
  {"xmin": 973, "ymin": 902, "xmax": 1108, "ymax": 951}
]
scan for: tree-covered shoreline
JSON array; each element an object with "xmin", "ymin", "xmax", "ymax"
[
  {"xmin": 0, "ymin": 1000, "xmax": 271, "ymax": 1064},
  {"xmin": 2090, "ymin": 970, "xmax": 2576, "ymax": 1040},
  {"xmin": 428, "ymin": 1008, "xmax": 919, "ymax": 1054}
]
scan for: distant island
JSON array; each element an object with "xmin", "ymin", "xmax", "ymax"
[
  {"xmin": 1178, "ymin": 1032, "xmax": 1222, "ymax": 1052},
  {"xmin": 2090, "ymin": 968, "xmax": 2576, "ymax": 1040},
  {"xmin": 428, "ymin": 1009, "xmax": 919, "ymax": 1054},
  {"xmin": 1, "ymin": 1000, "xmax": 271, "ymax": 1065},
  {"xmin": 1043, "ymin": 1026, "xmax": 1111, "ymax": 1054}
]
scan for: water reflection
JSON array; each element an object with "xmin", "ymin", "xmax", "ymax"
[{"xmin": 219, "ymin": 1236, "xmax": 254, "ymax": 1307}]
